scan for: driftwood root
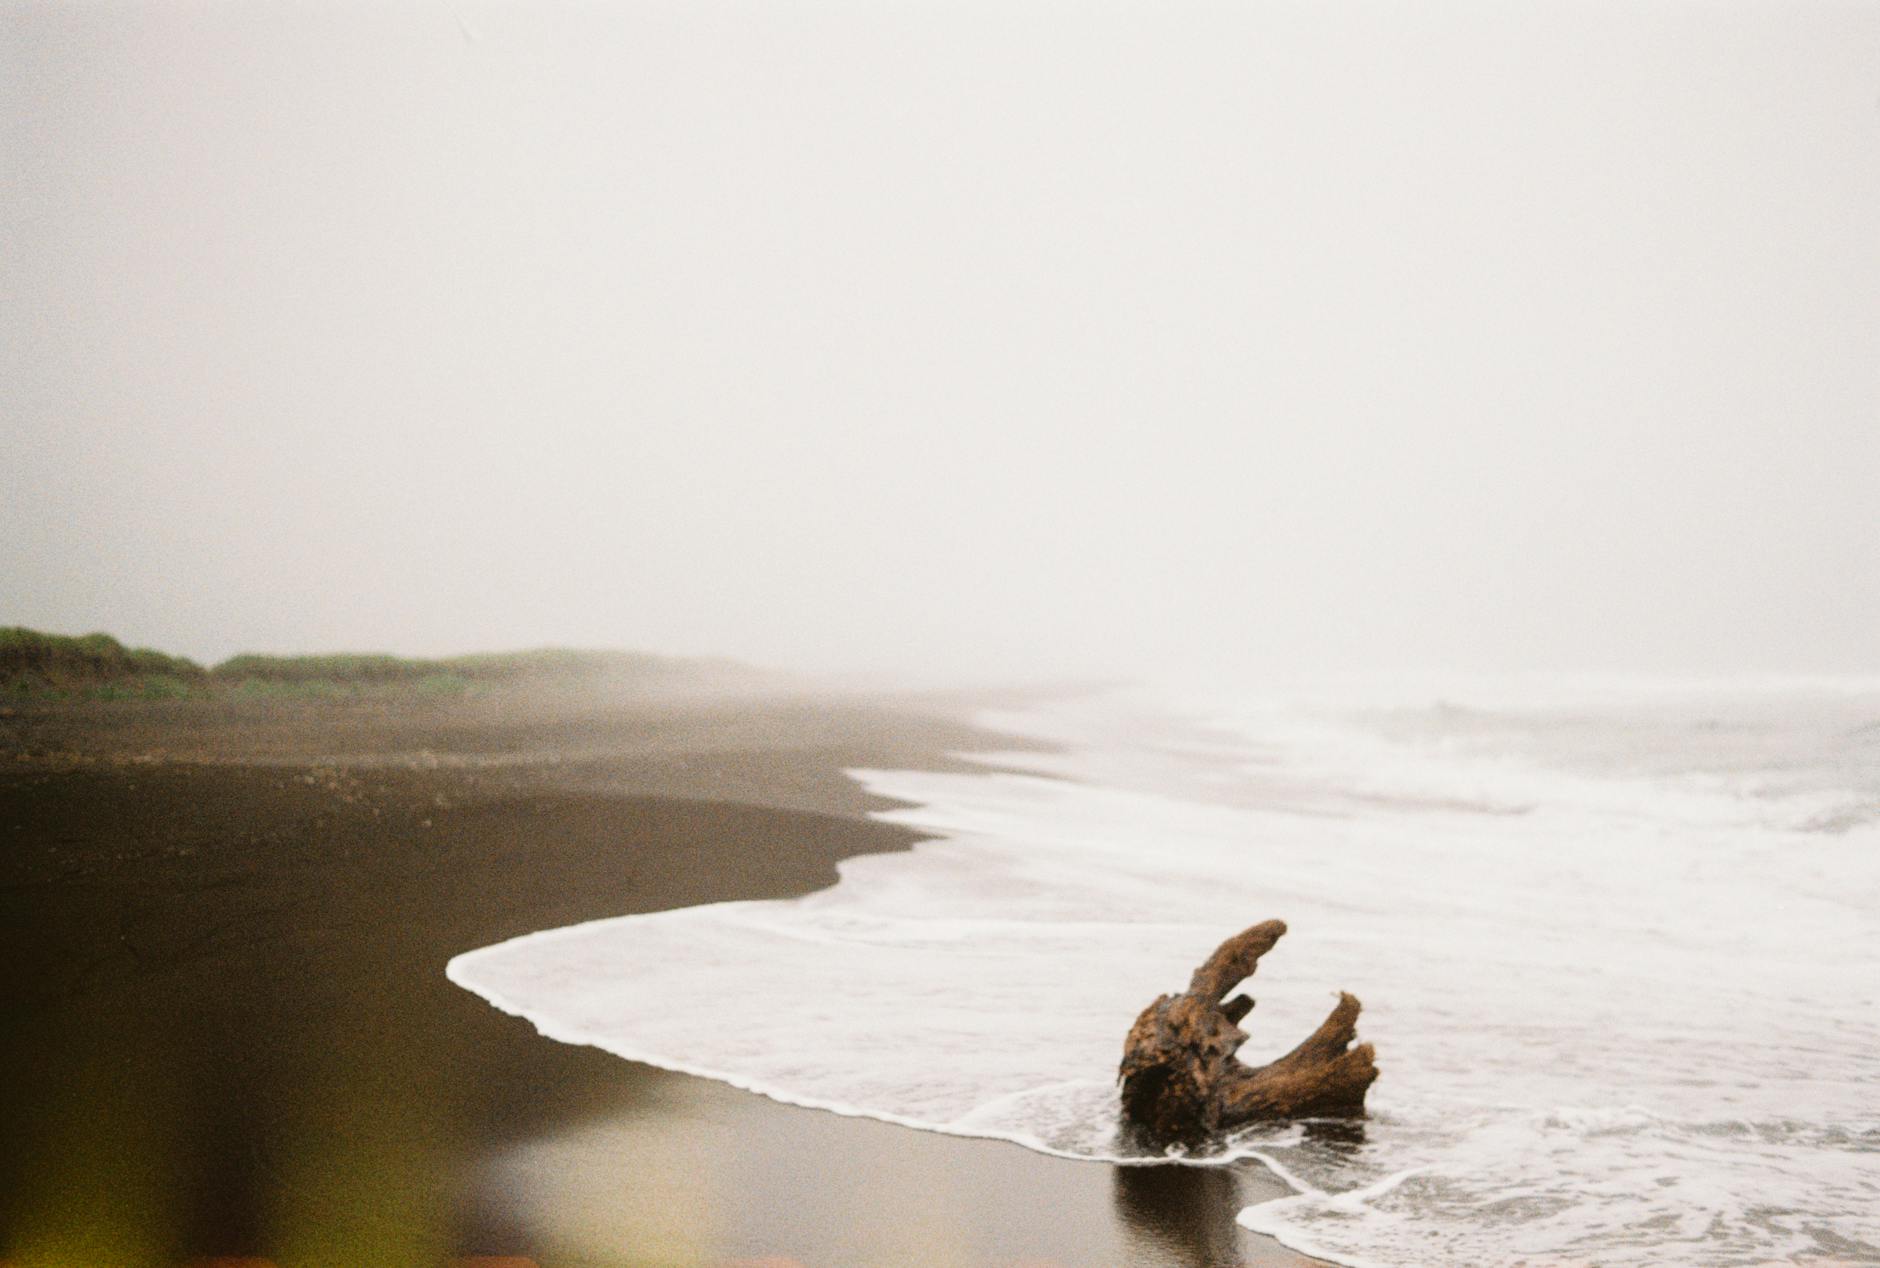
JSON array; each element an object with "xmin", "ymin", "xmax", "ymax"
[{"xmin": 1119, "ymin": 920, "xmax": 1378, "ymax": 1147}]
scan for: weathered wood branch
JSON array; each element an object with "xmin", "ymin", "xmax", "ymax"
[{"xmin": 1119, "ymin": 919, "xmax": 1378, "ymax": 1147}]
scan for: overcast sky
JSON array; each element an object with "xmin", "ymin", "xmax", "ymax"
[{"xmin": 4, "ymin": 1, "xmax": 1876, "ymax": 682}]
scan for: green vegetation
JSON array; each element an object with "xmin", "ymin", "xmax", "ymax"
[
  {"xmin": 206, "ymin": 647, "xmax": 661, "ymax": 691},
  {"xmin": 209, "ymin": 646, "xmax": 628, "ymax": 685},
  {"xmin": 213, "ymin": 652, "xmax": 451, "ymax": 684},
  {"xmin": 1, "ymin": 626, "xmax": 732, "ymax": 701},
  {"xmin": 1, "ymin": 628, "xmax": 206, "ymax": 697}
]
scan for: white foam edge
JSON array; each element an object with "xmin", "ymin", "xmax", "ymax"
[
  {"xmin": 1235, "ymin": 1159, "xmax": 1432, "ymax": 1268},
  {"xmin": 444, "ymin": 904, "xmax": 1350, "ymax": 1206},
  {"xmin": 444, "ymin": 903, "xmax": 1108, "ymax": 1162},
  {"xmin": 452, "ymin": 933, "xmax": 1375, "ymax": 1268}
]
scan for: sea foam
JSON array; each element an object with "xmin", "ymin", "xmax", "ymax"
[{"xmin": 449, "ymin": 676, "xmax": 1880, "ymax": 1266}]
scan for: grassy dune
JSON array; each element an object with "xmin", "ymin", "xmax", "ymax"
[
  {"xmin": 0, "ymin": 628, "xmax": 206, "ymax": 699},
  {"xmin": 1, "ymin": 627, "xmax": 750, "ymax": 701}
]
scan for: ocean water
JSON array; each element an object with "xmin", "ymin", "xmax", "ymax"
[{"xmin": 450, "ymin": 676, "xmax": 1880, "ymax": 1266}]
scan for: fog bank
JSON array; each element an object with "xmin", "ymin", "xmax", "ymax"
[{"xmin": 5, "ymin": 2, "xmax": 1875, "ymax": 682}]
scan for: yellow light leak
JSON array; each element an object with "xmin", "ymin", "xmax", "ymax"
[
  {"xmin": 262, "ymin": 1075, "xmax": 454, "ymax": 1268},
  {"xmin": 4, "ymin": 1044, "xmax": 183, "ymax": 1268}
]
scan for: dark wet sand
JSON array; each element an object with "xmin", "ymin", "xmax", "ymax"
[{"xmin": 0, "ymin": 689, "xmax": 1317, "ymax": 1266}]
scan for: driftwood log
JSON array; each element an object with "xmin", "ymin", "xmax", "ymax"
[{"xmin": 1119, "ymin": 920, "xmax": 1378, "ymax": 1147}]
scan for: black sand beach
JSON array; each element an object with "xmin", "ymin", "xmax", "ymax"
[{"xmin": 1, "ymin": 686, "xmax": 1314, "ymax": 1266}]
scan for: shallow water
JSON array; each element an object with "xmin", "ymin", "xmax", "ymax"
[{"xmin": 451, "ymin": 675, "xmax": 1880, "ymax": 1266}]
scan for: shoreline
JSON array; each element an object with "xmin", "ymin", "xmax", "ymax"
[{"xmin": 1, "ymin": 687, "xmax": 1320, "ymax": 1265}]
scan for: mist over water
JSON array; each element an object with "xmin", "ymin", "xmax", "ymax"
[
  {"xmin": 5, "ymin": 2, "xmax": 1877, "ymax": 683},
  {"xmin": 452, "ymin": 675, "xmax": 1880, "ymax": 1266}
]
